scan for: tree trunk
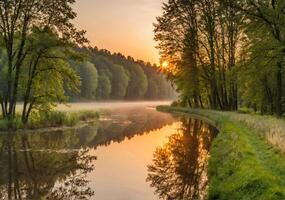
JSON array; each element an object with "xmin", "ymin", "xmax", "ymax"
[
  {"xmin": 199, "ymin": 95, "xmax": 204, "ymax": 109},
  {"xmin": 276, "ymin": 62, "xmax": 283, "ymax": 117}
]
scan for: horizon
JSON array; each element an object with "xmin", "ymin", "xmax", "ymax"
[{"xmin": 73, "ymin": 0, "xmax": 165, "ymax": 65}]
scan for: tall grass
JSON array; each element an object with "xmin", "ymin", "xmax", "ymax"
[
  {"xmin": 158, "ymin": 106, "xmax": 285, "ymax": 199},
  {"xmin": 28, "ymin": 110, "xmax": 99, "ymax": 129},
  {"xmin": 158, "ymin": 106, "xmax": 285, "ymax": 153},
  {"xmin": 0, "ymin": 110, "xmax": 99, "ymax": 131},
  {"xmin": 0, "ymin": 116, "xmax": 23, "ymax": 131},
  {"xmin": 223, "ymin": 113, "xmax": 285, "ymax": 153}
]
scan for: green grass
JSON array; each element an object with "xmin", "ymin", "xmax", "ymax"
[
  {"xmin": 0, "ymin": 110, "xmax": 99, "ymax": 131},
  {"xmin": 0, "ymin": 116, "xmax": 23, "ymax": 131},
  {"xmin": 158, "ymin": 106, "xmax": 285, "ymax": 200}
]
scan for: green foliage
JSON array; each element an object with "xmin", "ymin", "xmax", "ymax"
[
  {"xmin": 155, "ymin": 0, "xmax": 285, "ymax": 116},
  {"xmin": 0, "ymin": 117, "xmax": 22, "ymax": 131},
  {"xmin": 155, "ymin": 0, "xmax": 242, "ymax": 110},
  {"xmin": 78, "ymin": 62, "xmax": 98, "ymax": 100},
  {"xmin": 125, "ymin": 63, "xmax": 148, "ymax": 99},
  {"xmin": 232, "ymin": 0, "xmax": 285, "ymax": 116},
  {"xmin": 145, "ymin": 77, "xmax": 159, "ymax": 99},
  {"xmin": 27, "ymin": 110, "xmax": 99, "ymax": 130},
  {"xmin": 74, "ymin": 48, "xmax": 175, "ymax": 101},
  {"xmin": 76, "ymin": 110, "xmax": 100, "ymax": 121},
  {"xmin": 96, "ymin": 73, "xmax": 112, "ymax": 100},
  {"xmin": 0, "ymin": 0, "xmax": 87, "ymax": 124},
  {"xmin": 158, "ymin": 106, "xmax": 285, "ymax": 200},
  {"xmin": 110, "ymin": 64, "xmax": 129, "ymax": 99}
]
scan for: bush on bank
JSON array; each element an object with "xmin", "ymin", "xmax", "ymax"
[
  {"xmin": 0, "ymin": 110, "xmax": 99, "ymax": 131},
  {"xmin": 157, "ymin": 106, "xmax": 285, "ymax": 200}
]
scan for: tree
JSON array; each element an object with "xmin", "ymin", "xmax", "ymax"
[
  {"xmin": 110, "ymin": 64, "xmax": 129, "ymax": 100},
  {"xmin": 78, "ymin": 62, "xmax": 98, "ymax": 100},
  {"xmin": 228, "ymin": 0, "xmax": 285, "ymax": 117},
  {"xmin": 155, "ymin": 0, "xmax": 243, "ymax": 110},
  {"xmin": 20, "ymin": 28, "xmax": 82, "ymax": 123},
  {"xmin": 145, "ymin": 76, "xmax": 159, "ymax": 99},
  {"xmin": 87, "ymin": 48, "xmax": 175, "ymax": 101},
  {"xmin": 96, "ymin": 73, "xmax": 111, "ymax": 100},
  {"xmin": 125, "ymin": 61, "xmax": 148, "ymax": 100},
  {"xmin": 0, "ymin": 0, "xmax": 87, "ymax": 123}
]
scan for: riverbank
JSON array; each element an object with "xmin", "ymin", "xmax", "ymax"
[
  {"xmin": 0, "ymin": 110, "xmax": 99, "ymax": 133},
  {"xmin": 157, "ymin": 106, "xmax": 285, "ymax": 200}
]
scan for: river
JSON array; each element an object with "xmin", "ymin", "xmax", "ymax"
[{"xmin": 0, "ymin": 102, "xmax": 218, "ymax": 200}]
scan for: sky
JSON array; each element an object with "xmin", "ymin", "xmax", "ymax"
[{"xmin": 73, "ymin": 0, "xmax": 165, "ymax": 64}]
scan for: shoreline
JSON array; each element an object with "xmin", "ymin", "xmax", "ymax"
[
  {"xmin": 0, "ymin": 110, "xmax": 99, "ymax": 134},
  {"xmin": 157, "ymin": 106, "xmax": 285, "ymax": 200},
  {"xmin": 0, "ymin": 119, "xmax": 98, "ymax": 134}
]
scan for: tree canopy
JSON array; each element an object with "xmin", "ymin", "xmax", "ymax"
[
  {"xmin": 155, "ymin": 0, "xmax": 285, "ymax": 117},
  {"xmin": 0, "ymin": 0, "xmax": 87, "ymax": 123},
  {"xmin": 70, "ymin": 47, "xmax": 176, "ymax": 102}
]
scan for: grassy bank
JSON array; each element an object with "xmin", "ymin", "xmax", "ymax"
[
  {"xmin": 0, "ymin": 110, "xmax": 99, "ymax": 131},
  {"xmin": 158, "ymin": 106, "xmax": 285, "ymax": 200}
]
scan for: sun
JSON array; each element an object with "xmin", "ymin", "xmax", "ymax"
[{"xmin": 161, "ymin": 61, "xmax": 169, "ymax": 69}]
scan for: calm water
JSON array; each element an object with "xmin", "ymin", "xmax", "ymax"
[{"xmin": 0, "ymin": 102, "xmax": 218, "ymax": 200}]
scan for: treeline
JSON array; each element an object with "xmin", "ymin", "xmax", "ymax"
[
  {"xmin": 69, "ymin": 48, "xmax": 176, "ymax": 101},
  {"xmin": 0, "ymin": 0, "xmax": 175, "ymax": 126},
  {"xmin": 155, "ymin": 0, "xmax": 285, "ymax": 117}
]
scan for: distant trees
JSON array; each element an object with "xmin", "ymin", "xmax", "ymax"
[
  {"xmin": 142, "ymin": 62, "xmax": 173, "ymax": 100},
  {"xmin": 156, "ymin": 0, "xmax": 285, "ymax": 117},
  {"xmin": 0, "ymin": 0, "xmax": 176, "ymax": 127},
  {"xmin": 96, "ymin": 73, "xmax": 112, "ymax": 100},
  {"xmin": 78, "ymin": 62, "xmax": 98, "ymax": 100},
  {"xmin": 110, "ymin": 64, "xmax": 129, "ymax": 100},
  {"xmin": 125, "ymin": 62, "xmax": 148, "ymax": 100},
  {"xmin": 70, "ymin": 48, "xmax": 176, "ymax": 101}
]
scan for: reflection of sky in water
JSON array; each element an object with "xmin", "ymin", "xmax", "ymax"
[
  {"xmin": 0, "ymin": 102, "xmax": 217, "ymax": 200},
  {"xmin": 89, "ymin": 123, "xmax": 178, "ymax": 200}
]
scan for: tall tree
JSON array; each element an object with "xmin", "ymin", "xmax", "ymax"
[
  {"xmin": 229, "ymin": 0, "xmax": 285, "ymax": 117},
  {"xmin": 155, "ymin": 0, "xmax": 243, "ymax": 110},
  {"xmin": 0, "ymin": 0, "xmax": 87, "ymax": 123}
]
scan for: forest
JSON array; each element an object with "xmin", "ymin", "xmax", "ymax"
[
  {"xmin": 0, "ymin": 0, "xmax": 174, "ymax": 125},
  {"xmin": 1, "ymin": 0, "xmax": 285, "ymax": 199},
  {"xmin": 69, "ymin": 47, "xmax": 175, "ymax": 101},
  {"xmin": 155, "ymin": 0, "xmax": 285, "ymax": 117}
]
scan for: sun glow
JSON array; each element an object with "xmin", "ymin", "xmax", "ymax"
[{"xmin": 162, "ymin": 61, "xmax": 169, "ymax": 69}]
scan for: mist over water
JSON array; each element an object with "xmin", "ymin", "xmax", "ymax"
[
  {"xmin": 0, "ymin": 102, "xmax": 217, "ymax": 200},
  {"xmin": 56, "ymin": 101, "xmax": 172, "ymax": 112}
]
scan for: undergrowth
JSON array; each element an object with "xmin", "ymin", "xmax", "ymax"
[{"xmin": 0, "ymin": 110, "xmax": 99, "ymax": 131}]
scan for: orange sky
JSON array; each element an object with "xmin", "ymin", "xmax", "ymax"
[{"xmin": 73, "ymin": 0, "xmax": 165, "ymax": 64}]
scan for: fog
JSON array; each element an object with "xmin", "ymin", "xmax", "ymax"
[{"xmin": 56, "ymin": 101, "xmax": 172, "ymax": 112}]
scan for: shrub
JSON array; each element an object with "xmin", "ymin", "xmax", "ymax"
[
  {"xmin": 0, "ymin": 115, "xmax": 23, "ymax": 131},
  {"xmin": 77, "ymin": 111, "xmax": 99, "ymax": 121},
  {"xmin": 27, "ymin": 110, "xmax": 99, "ymax": 129}
]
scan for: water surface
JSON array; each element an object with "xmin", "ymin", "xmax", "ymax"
[{"xmin": 0, "ymin": 102, "xmax": 217, "ymax": 200}]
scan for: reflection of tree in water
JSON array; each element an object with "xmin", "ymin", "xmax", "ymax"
[
  {"xmin": 147, "ymin": 118, "xmax": 217, "ymax": 200},
  {"xmin": 0, "ymin": 108, "xmax": 176, "ymax": 199},
  {"xmin": 0, "ymin": 108, "xmax": 175, "ymax": 153},
  {"xmin": 90, "ymin": 107, "xmax": 175, "ymax": 148},
  {"xmin": 0, "ymin": 134, "xmax": 96, "ymax": 200}
]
